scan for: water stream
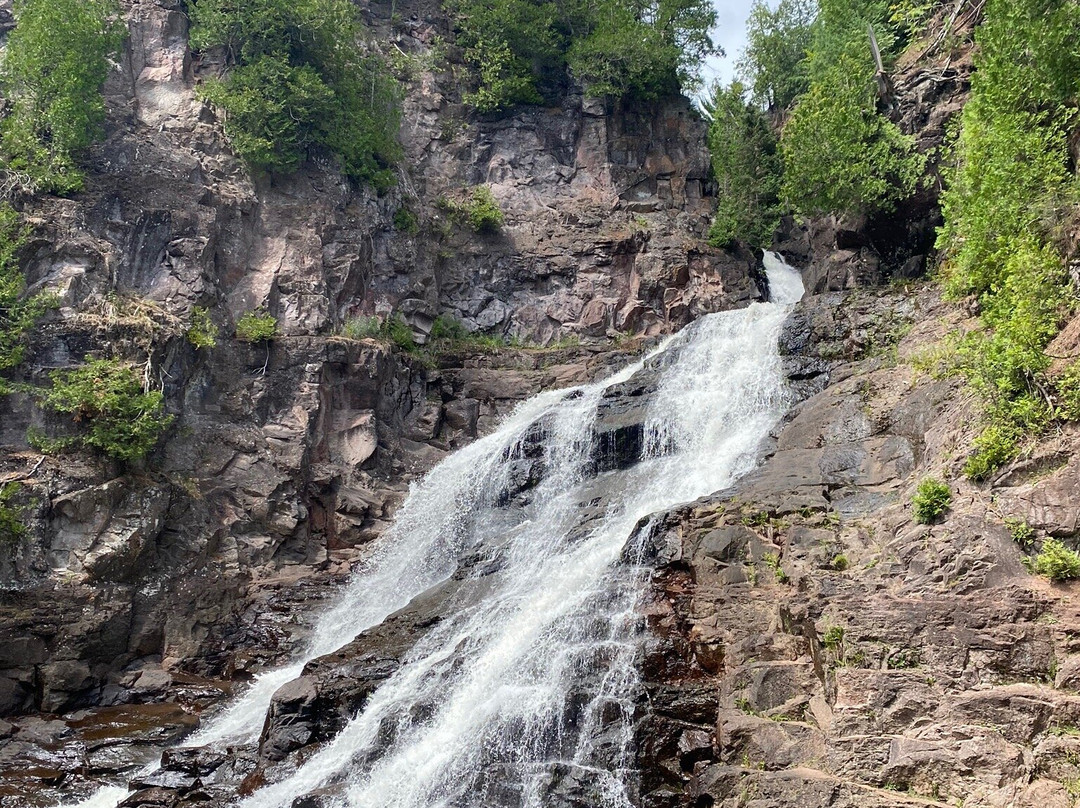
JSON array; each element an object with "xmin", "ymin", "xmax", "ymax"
[{"xmin": 65, "ymin": 253, "xmax": 803, "ymax": 808}]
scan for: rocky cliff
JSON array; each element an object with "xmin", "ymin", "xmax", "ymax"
[{"xmin": 0, "ymin": 0, "xmax": 762, "ymax": 803}]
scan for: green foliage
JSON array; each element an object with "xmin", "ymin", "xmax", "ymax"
[
  {"xmin": 33, "ymin": 359, "xmax": 173, "ymax": 461},
  {"xmin": 780, "ymin": 13, "xmax": 924, "ymax": 216},
  {"xmin": 762, "ymin": 552, "xmax": 789, "ymax": 583},
  {"xmin": 429, "ymin": 314, "xmax": 469, "ymax": 343},
  {"xmin": 704, "ymin": 81, "xmax": 782, "ymax": 247},
  {"xmin": 738, "ymin": 0, "xmax": 816, "ymax": 111},
  {"xmin": 0, "ymin": 205, "xmax": 52, "ymax": 393},
  {"xmin": 935, "ymin": 0, "xmax": 1080, "ymax": 479},
  {"xmin": 190, "ymin": 0, "xmax": 402, "ymax": 186},
  {"xmin": 822, "ymin": 625, "xmax": 845, "ymax": 650},
  {"xmin": 0, "ymin": 482, "xmax": 27, "ymax": 543},
  {"xmin": 340, "ymin": 316, "xmax": 383, "ymax": 340},
  {"xmin": 393, "ymin": 206, "xmax": 420, "ymax": 234},
  {"xmin": 0, "ymin": 0, "xmax": 124, "ymax": 195},
  {"xmin": 912, "ymin": 477, "xmax": 950, "ymax": 523},
  {"xmin": 235, "ymin": 309, "xmax": 278, "ymax": 343},
  {"xmin": 464, "ymin": 186, "xmax": 504, "ymax": 233},
  {"xmin": 340, "ymin": 315, "xmax": 417, "ymax": 351},
  {"xmin": 447, "ymin": 0, "xmax": 717, "ymax": 111},
  {"xmin": 1031, "ymin": 538, "xmax": 1080, "ymax": 582},
  {"xmin": 831, "ymin": 553, "xmax": 849, "ymax": 571},
  {"xmin": 1004, "ymin": 517, "xmax": 1035, "ymax": 550},
  {"xmin": 186, "ymin": 306, "xmax": 218, "ymax": 350}
]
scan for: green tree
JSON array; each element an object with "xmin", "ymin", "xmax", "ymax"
[
  {"xmin": 779, "ymin": 0, "xmax": 923, "ymax": 216},
  {"xmin": 737, "ymin": 0, "xmax": 816, "ymax": 112},
  {"xmin": 190, "ymin": 0, "xmax": 402, "ymax": 187},
  {"xmin": 33, "ymin": 359, "xmax": 173, "ymax": 461},
  {"xmin": 935, "ymin": 0, "xmax": 1080, "ymax": 478},
  {"xmin": 447, "ymin": 0, "xmax": 717, "ymax": 111},
  {"xmin": 704, "ymin": 81, "xmax": 782, "ymax": 247},
  {"xmin": 0, "ymin": 0, "xmax": 125, "ymax": 195}
]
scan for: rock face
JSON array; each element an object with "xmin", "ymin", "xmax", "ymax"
[
  {"xmin": 637, "ymin": 284, "xmax": 1080, "ymax": 808},
  {"xmin": 0, "ymin": 0, "xmax": 762, "ymax": 801}
]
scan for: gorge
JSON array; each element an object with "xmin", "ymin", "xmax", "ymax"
[{"xmin": 2, "ymin": 0, "xmax": 1080, "ymax": 807}]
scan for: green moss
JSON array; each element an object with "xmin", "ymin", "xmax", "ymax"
[{"xmin": 912, "ymin": 478, "xmax": 951, "ymax": 524}]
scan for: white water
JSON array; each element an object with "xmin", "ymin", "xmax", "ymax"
[{"xmin": 63, "ymin": 254, "xmax": 802, "ymax": 808}]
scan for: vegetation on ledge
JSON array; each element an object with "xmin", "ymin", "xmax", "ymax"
[{"xmin": 190, "ymin": 0, "xmax": 402, "ymax": 188}]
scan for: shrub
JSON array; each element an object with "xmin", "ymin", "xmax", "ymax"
[
  {"xmin": 1031, "ymin": 539, "xmax": 1080, "ymax": 582},
  {"xmin": 822, "ymin": 625, "xmax": 845, "ymax": 650},
  {"xmin": 464, "ymin": 186, "xmax": 504, "ymax": 233},
  {"xmin": 429, "ymin": 314, "xmax": 469, "ymax": 342},
  {"xmin": 0, "ymin": 0, "xmax": 125, "ymax": 195},
  {"xmin": 912, "ymin": 478, "xmax": 951, "ymax": 523},
  {"xmin": 340, "ymin": 316, "xmax": 383, "ymax": 340},
  {"xmin": 33, "ymin": 359, "xmax": 173, "ymax": 461},
  {"xmin": 383, "ymin": 316, "xmax": 416, "ymax": 352},
  {"xmin": 186, "ymin": 306, "xmax": 218, "ymax": 349},
  {"xmin": 0, "ymin": 482, "xmax": 26, "ymax": 543},
  {"xmin": 235, "ymin": 309, "xmax": 278, "ymax": 343},
  {"xmin": 780, "ymin": 46, "xmax": 924, "ymax": 216},
  {"xmin": 831, "ymin": 553, "xmax": 849, "ymax": 571},
  {"xmin": 0, "ymin": 205, "xmax": 52, "ymax": 393},
  {"xmin": 1005, "ymin": 517, "xmax": 1035, "ymax": 550},
  {"xmin": 190, "ymin": 0, "xmax": 402, "ymax": 187},
  {"xmin": 393, "ymin": 206, "xmax": 419, "ymax": 234},
  {"xmin": 704, "ymin": 81, "xmax": 782, "ymax": 248}
]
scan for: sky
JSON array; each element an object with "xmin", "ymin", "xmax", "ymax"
[{"xmin": 700, "ymin": 0, "xmax": 757, "ymax": 92}]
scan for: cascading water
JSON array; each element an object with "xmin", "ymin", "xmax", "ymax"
[{"xmin": 64, "ymin": 253, "xmax": 803, "ymax": 808}]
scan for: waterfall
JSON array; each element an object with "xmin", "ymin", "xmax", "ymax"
[{"xmin": 62, "ymin": 253, "xmax": 803, "ymax": 808}]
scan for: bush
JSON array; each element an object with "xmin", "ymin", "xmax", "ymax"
[
  {"xmin": 831, "ymin": 553, "xmax": 849, "ymax": 571},
  {"xmin": 393, "ymin": 206, "xmax": 419, "ymax": 234},
  {"xmin": 0, "ymin": 482, "xmax": 26, "ymax": 543},
  {"xmin": 235, "ymin": 309, "xmax": 278, "ymax": 343},
  {"xmin": 1004, "ymin": 517, "xmax": 1035, "ymax": 549},
  {"xmin": 190, "ymin": 0, "xmax": 402, "ymax": 186},
  {"xmin": 186, "ymin": 306, "xmax": 218, "ymax": 349},
  {"xmin": 912, "ymin": 478, "xmax": 951, "ymax": 523},
  {"xmin": 1031, "ymin": 539, "xmax": 1080, "ymax": 582},
  {"xmin": 464, "ymin": 186, "xmax": 504, "ymax": 233},
  {"xmin": 0, "ymin": 205, "xmax": 52, "ymax": 393},
  {"xmin": 704, "ymin": 81, "xmax": 782, "ymax": 247},
  {"xmin": 822, "ymin": 625, "xmax": 845, "ymax": 650},
  {"xmin": 429, "ymin": 314, "xmax": 469, "ymax": 342},
  {"xmin": 340, "ymin": 316, "xmax": 383, "ymax": 340},
  {"xmin": 0, "ymin": 0, "xmax": 125, "ymax": 195},
  {"xmin": 33, "ymin": 358, "xmax": 173, "ymax": 461}
]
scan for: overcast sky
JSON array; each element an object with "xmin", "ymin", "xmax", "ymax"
[{"xmin": 700, "ymin": 0, "xmax": 757, "ymax": 92}]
